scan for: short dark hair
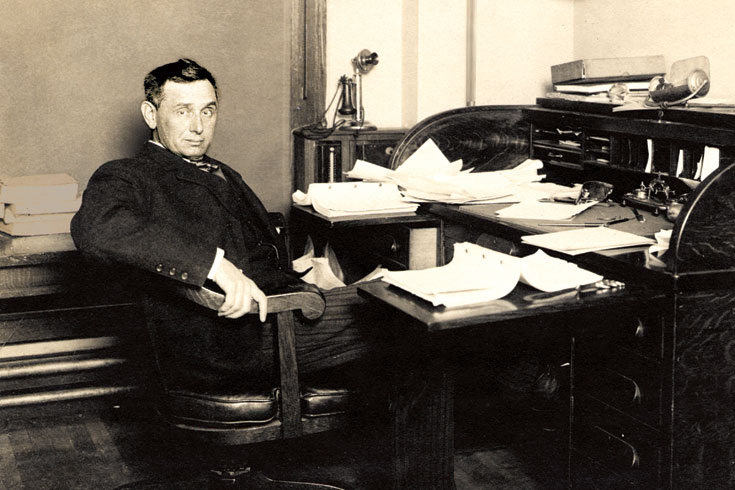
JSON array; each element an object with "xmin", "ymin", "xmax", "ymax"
[{"xmin": 144, "ymin": 58, "xmax": 218, "ymax": 107}]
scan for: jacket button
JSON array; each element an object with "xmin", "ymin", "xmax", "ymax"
[
  {"xmin": 156, "ymin": 264, "xmax": 164, "ymax": 272},
  {"xmin": 181, "ymin": 272, "xmax": 189, "ymax": 280},
  {"xmin": 168, "ymin": 267, "xmax": 176, "ymax": 276}
]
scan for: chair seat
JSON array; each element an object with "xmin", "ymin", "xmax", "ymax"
[
  {"xmin": 166, "ymin": 386, "xmax": 280, "ymax": 428},
  {"xmin": 165, "ymin": 371, "xmax": 361, "ymax": 429}
]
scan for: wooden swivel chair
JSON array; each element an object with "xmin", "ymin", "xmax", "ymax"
[{"xmin": 146, "ymin": 282, "xmax": 367, "ymax": 489}]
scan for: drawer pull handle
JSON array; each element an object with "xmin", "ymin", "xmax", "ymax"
[
  {"xmin": 594, "ymin": 425, "xmax": 641, "ymax": 468},
  {"xmin": 617, "ymin": 371, "xmax": 643, "ymax": 405},
  {"xmin": 634, "ymin": 318, "xmax": 645, "ymax": 338},
  {"xmin": 632, "ymin": 380, "xmax": 642, "ymax": 404}
]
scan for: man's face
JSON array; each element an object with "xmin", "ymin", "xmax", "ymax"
[{"xmin": 144, "ymin": 79, "xmax": 218, "ymax": 160}]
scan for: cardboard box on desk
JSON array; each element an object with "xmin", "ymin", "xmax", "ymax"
[{"xmin": 551, "ymin": 55, "xmax": 666, "ymax": 84}]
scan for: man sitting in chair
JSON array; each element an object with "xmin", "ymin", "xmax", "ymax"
[{"xmin": 71, "ymin": 58, "xmax": 383, "ymax": 391}]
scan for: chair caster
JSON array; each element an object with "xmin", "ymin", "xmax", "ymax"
[
  {"xmin": 209, "ymin": 467, "xmax": 251, "ymax": 489},
  {"xmin": 209, "ymin": 468, "xmax": 346, "ymax": 490}
]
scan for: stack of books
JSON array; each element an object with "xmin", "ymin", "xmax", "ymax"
[
  {"xmin": 0, "ymin": 173, "xmax": 82, "ymax": 236},
  {"xmin": 549, "ymin": 55, "xmax": 666, "ymax": 103}
]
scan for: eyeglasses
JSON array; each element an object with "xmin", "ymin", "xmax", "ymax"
[{"xmin": 576, "ymin": 181, "xmax": 614, "ymax": 205}]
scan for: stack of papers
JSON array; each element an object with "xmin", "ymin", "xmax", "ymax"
[
  {"xmin": 521, "ymin": 227, "xmax": 655, "ymax": 255},
  {"xmin": 293, "ymin": 182, "xmax": 418, "ymax": 218},
  {"xmin": 344, "ymin": 138, "xmax": 546, "ymax": 204},
  {"xmin": 381, "ymin": 243, "xmax": 603, "ymax": 307}
]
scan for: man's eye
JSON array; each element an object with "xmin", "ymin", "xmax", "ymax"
[
  {"xmin": 202, "ymin": 108, "xmax": 215, "ymax": 117},
  {"xmin": 177, "ymin": 109, "xmax": 188, "ymax": 116}
]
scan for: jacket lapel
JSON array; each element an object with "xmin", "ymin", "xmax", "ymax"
[
  {"xmin": 140, "ymin": 142, "xmax": 277, "ymax": 241},
  {"xmin": 175, "ymin": 167, "xmax": 244, "ymax": 219},
  {"xmin": 220, "ymin": 165, "xmax": 279, "ymax": 243},
  {"xmin": 139, "ymin": 144, "xmax": 241, "ymax": 219}
]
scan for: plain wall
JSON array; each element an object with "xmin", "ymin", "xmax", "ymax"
[
  {"xmin": 475, "ymin": 0, "xmax": 574, "ymax": 105},
  {"xmin": 1, "ymin": 0, "xmax": 293, "ymax": 213},
  {"xmin": 326, "ymin": 0, "xmax": 735, "ymax": 130},
  {"xmin": 325, "ymin": 0, "xmax": 575, "ymax": 130}
]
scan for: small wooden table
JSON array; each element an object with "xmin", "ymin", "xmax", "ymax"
[{"xmin": 289, "ymin": 204, "xmax": 443, "ymax": 274}]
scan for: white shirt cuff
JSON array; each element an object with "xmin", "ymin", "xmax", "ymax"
[{"xmin": 207, "ymin": 247, "xmax": 225, "ymax": 280}]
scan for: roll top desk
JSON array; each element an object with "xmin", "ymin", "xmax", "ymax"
[{"xmin": 380, "ymin": 99, "xmax": 735, "ymax": 489}]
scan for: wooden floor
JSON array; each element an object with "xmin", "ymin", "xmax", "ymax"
[
  {"xmin": 0, "ymin": 394, "xmax": 566, "ymax": 490},
  {"xmin": 0, "ymin": 355, "xmax": 568, "ymax": 489}
]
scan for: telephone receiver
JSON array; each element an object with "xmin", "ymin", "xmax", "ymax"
[
  {"xmin": 337, "ymin": 75, "xmax": 356, "ymax": 116},
  {"xmin": 648, "ymin": 56, "xmax": 710, "ymax": 105}
]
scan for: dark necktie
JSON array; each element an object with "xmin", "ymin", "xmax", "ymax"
[{"xmin": 191, "ymin": 161, "xmax": 220, "ymax": 173}]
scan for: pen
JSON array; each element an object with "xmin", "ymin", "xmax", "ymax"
[
  {"xmin": 523, "ymin": 279, "xmax": 625, "ymax": 303},
  {"xmin": 538, "ymin": 223, "xmax": 604, "ymax": 227},
  {"xmin": 632, "ymin": 208, "xmax": 645, "ymax": 222},
  {"xmin": 605, "ymin": 217, "xmax": 632, "ymax": 225}
]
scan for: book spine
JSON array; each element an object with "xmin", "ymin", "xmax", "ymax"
[{"xmin": 0, "ymin": 184, "xmax": 78, "ymax": 204}]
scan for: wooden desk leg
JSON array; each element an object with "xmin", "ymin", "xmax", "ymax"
[{"xmin": 391, "ymin": 356, "xmax": 456, "ymax": 490}]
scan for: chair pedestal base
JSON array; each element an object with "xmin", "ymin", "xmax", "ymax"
[{"xmin": 209, "ymin": 468, "xmax": 346, "ymax": 490}]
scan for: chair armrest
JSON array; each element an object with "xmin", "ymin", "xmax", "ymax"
[
  {"xmin": 177, "ymin": 281, "xmax": 324, "ymax": 437},
  {"xmin": 178, "ymin": 282, "xmax": 326, "ymax": 320}
]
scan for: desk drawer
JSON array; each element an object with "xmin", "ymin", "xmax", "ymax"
[
  {"xmin": 576, "ymin": 311, "xmax": 664, "ymax": 362},
  {"xmin": 575, "ymin": 354, "xmax": 663, "ymax": 427},
  {"xmin": 572, "ymin": 401, "xmax": 664, "ymax": 489}
]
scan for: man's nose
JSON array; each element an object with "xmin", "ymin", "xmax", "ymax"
[{"xmin": 189, "ymin": 114, "xmax": 203, "ymax": 134}]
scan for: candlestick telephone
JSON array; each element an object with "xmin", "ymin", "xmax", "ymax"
[{"xmin": 337, "ymin": 49, "xmax": 379, "ymax": 130}]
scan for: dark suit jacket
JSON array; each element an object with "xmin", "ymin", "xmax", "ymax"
[{"xmin": 71, "ymin": 142, "xmax": 300, "ymax": 388}]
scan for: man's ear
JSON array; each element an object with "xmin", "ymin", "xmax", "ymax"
[{"xmin": 140, "ymin": 101, "xmax": 158, "ymax": 130}]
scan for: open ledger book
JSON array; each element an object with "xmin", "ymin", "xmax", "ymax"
[{"xmin": 381, "ymin": 242, "xmax": 603, "ymax": 308}]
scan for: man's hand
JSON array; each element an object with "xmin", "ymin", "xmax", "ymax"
[{"xmin": 212, "ymin": 257, "xmax": 268, "ymax": 321}]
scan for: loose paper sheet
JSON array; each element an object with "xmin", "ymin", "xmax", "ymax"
[
  {"xmin": 521, "ymin": 227, "xmax": 655, "ymax": 255},
  {"xmin": 394, "ymin": 138, "xmax": 462, "ymax": 176},
  {"xmin": 496, "ymin": 200, "xmax": 598, "ymax": 221}
]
